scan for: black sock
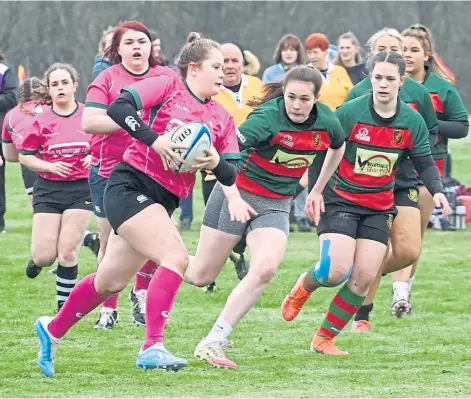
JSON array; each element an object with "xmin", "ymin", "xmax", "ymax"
[
  {"xmin": 355, "ymin": 303, "xmax": 374, "ymax": 321},
  {"xmin": 56, "ymin": 264, "xmax": 78, "ymax": 310}
]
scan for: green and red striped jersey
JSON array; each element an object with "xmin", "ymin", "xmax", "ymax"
[
  {"xmin": 346, "ymin": 76, "xmax": 438, "ymax": 191},
  {"xmin": 330, "ymin": 94, "xmax": 430, "ymax": 211},
  {"xmin": 236, "ymin": 97, "xmax": 345, "ymax": 198},
  {"xmin": 423, "ymin": 71, "xmax": 468, "ymax": 161}
]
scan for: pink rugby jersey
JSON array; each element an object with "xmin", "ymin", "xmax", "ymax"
[
  {"xmin": 1, "ymin": 101, "xmax": 44, "ymax": 148},
  {"xmin": 85, "ymin": 63, "xmax": 179, "ymax": 178},
  {"xmin": 123, "ymin": 75, "xmax": 240, "ymax": 199},
  {"xmin": 19, "ymin": 103, "xmax": 91, "ymax": 181}
]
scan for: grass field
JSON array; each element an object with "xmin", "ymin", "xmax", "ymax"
[{"xmin": 0, "ymin": 137, "xmax": 470, "ymax": 398}]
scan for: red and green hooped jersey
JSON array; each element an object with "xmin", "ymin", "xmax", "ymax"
[
  {"xmin": 330, "ymin": 94, "xmax": 430, "ymax": 211},
  {"xmin": 346, "ymin": 76, "xmax": 438, "ymax": 191},
  {"xmin": 423, "ymin": 71, "xmax": 468, "ymax": 163},
  {"xmin": 236, "ymin": 97, "xmax": 345, "ymax": 198}
]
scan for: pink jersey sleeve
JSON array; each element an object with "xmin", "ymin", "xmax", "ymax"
[
  {"xmin": 215, "ymin": 115, "xmax": 241, "ymax": 161},
  {"xmin": 122, "ymin": 75, "xmax": 176, "ymax": 110},
  {"xmin": 1, "ymin": 110, "xmax": 12, "ymax": 143},
  {"xmin": 85, "ymin": 71, "xmax": 111, "ymax": 109},
  {"xmin": 19, "ymin": 119, "xmax": 43, "ymax": 155}
]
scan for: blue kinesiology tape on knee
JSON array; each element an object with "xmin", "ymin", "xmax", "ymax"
[
  {"xmin": 310, "ymin": 239, "xmax": 332, "ymax": 287},
  {"xmin": 310, "ymin": 240, "xmax": 352, "ymax": 287}
]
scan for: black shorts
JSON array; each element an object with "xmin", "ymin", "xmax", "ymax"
[
  {"xmin": 317, "ymin": 188, "xmax": 396, "ymax": 245},
  {"xmin": 89, "ymin": 165, "xmax": 107, "ymax": 218},
  {"xmin": 394, "ymin": 187, "xmax": 420, "ymax": 209},
  {"xmin": 33, "ymin": 177, "xmax": 93, "ymax": 214},
  {"xmin": 21, "ymin": 164, "xmax": 38, "ymax": 195},
  {"xmin": 104, "ymin": 162, "xmax": 179, "ymax": 232}
]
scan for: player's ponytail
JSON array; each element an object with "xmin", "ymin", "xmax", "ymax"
[
  {"xmin": 176, "ymin": 32, "xmax": 221, "ymax": 78},
  {"xmin": 248, "ymin": 65, "xmax": 323, "ymax": 107},
  {"xmin": 18, "ymin": 77, "xmax": 48, "ymax": 115}
]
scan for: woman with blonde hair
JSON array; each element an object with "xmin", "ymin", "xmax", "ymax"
[{"xmin": 333, "ymin": 32, "xmax": 368, "ymax": 84}]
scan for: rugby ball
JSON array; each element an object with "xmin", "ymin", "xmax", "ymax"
[{"xmin": 170, "ymin": 122, "xmax": 212, "ymax": 173}]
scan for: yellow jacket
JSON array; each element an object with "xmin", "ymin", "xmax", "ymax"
[
  {"xmin": 317, "ymin": 64, "xmax": 353, "ymax": 111},
  {"xmin": 213, "ymin": 74, "xmax": 264, "ymax": 126}
]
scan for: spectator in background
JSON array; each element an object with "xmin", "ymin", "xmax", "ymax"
[
  {"xmin": 150, "ymin": 30, "xmax": 169, "ymax": 66},
  {"xmin": 333, "ymin": 32, "xmax": 368, "ymax": 84},
  {"xmin": 0, "ymin": 51, "xmax": 19, "ymax": 233},
  {"xmin": 305, "ymin": 33, "xmax": 353, "ymax": 111},
  {"xmin": 262, "ymin": 34, "xmax": 306, "ymax": 83},
  {"xmin": 92, "ymin": 25, "xmax": 115, "ymax": 80}
]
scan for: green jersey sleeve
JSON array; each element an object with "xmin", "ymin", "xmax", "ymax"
[
  {"xmin": 410, "ymin": 115, "xmax": 431, "ymax": 158},
  {"xmin": 237, "ymin": 105, "xmax": 277, "ymax": 151},
  {"xmin": 444, "ymin": 85, "xmax": 469, "ymax": 122},
  {"xmin": 328, "ymin": 114, "xmax": 346, "ymax": 149}
]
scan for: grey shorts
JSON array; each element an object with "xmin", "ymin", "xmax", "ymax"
[{"xmin": 203, "ymin": 182, "xmax": 292, "ymax": 236}]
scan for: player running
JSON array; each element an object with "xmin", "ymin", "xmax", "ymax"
[
  {"xmin": 33, "ymin": 33, "xmax": 243, "ymax": 377},
  {"xmin": 185, "ymin": 65, "xmax": 346, "ymax": 369},
  {"xmin": 340, "ymin": 28, "xmax": 439, "ymax": 328},
  {"xmin": 83, "ymin": 20, "xmax": 179, "ymax": 330},
  {"xmin": 361, "ymin": 24, "xmax": 469, "ymax": 325},
  {"xmin": 281, "ymin": 51, "xmax": 449, "ymax": 355},
  {"xmin": 19, "ymin": 64, "xmax": 93, "ymax": 312}
]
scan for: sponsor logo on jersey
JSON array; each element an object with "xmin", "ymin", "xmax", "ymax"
[
  {"xmin": 280, "ymin": 135, "xmax": 294, "ymax": 148},
  {"xmin": 270, "ymin": 149, "xmax": 316, "ymax": 168},
  {"xmin": 392, "ymin": 130, "xmax": 404, "ymax": 147},
  {"xmin": 408, "ymin": 188, "xmax": 419, "ymax": 202},
  {"xmin": 236, "ymin": 128, "xmax": 247, "ymax": 143},
  {"xmin": 355, "ymin": 127, "xmax": 370, "ymax": 142},
  {"xmin": 125, "ymin": 116, "xmax": 140, "ymax": 131},
  {"xmin": 48, "ymin": 142, "xmax": 90, "ymax": 157},
  {"xmin": 354, "ymin": 148, "xmax": 398, "ymax": 177},
  {"xmin": 312, "ymin": 131, "xmax": 322, "ymax": 148}
]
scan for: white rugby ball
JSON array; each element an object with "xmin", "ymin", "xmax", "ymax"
[{"xmin": 170, "ymin": 122, "xmax": 212, "ymax": 173}]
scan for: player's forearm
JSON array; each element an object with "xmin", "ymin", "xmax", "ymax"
[
  {"xmin": 82, "ymin": 113, "xmax": 121, "ymax": 135},
  {"xmin": 2, "ymin": 143, "xmax": 19, "ymax": 162},
  {"xmin": 411, "ymin": 155, "xmax": 444, "ymax": 195},
  {"xmin": 311, "ymin": 143, "xmax": 345, "ymax": 194},
  {"xmin": 107, "ymin": 93, "xmax": 158, "ymax": 146},
  {"xmin": 437, "ymin": 120, "xmax": 468, "ymax": 139},
  {"xmin": 18, "ymin": 154, "xmax": 52, "ymax": 173}
]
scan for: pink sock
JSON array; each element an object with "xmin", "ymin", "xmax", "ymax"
[
  {"xmin": 102, "ymin": 293, "xmax": 119, "ymax": 309},
  {"xmin": 134, "ymin": 261, "xmax": 159, "ymax": 291},
  {"xmin": 142, "ymin": 266, "xmax": 183, "ymax": 351},
  {"xmin": 49, "ymin": 273, "xmax": 106, "ymax": 339}
]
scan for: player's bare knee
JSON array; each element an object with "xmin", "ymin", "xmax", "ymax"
[
  {"xmin": 252, "ymin": 263, "xmax": 278, "ymax": 285},
  {"xmin": 58, "ymin": 250, "xmax": 78, "ymax": 266},
  {"xmin": 32, "ymin": 250, "xmax": 56, "ymax": 267},
  {"xmin": 162, "ymin": 251, "xmax": 189, "ymax": 273},
  {"xmin": 95, "ymin": 278, "xmax": 127, "ymax": 295},
  {"xmin": 327, "ymin": 265, "xmax": 352, "ymax": 286},
  {"xmin": 395, "ymin": 244, "xmax": 421, "ymax": 267}
]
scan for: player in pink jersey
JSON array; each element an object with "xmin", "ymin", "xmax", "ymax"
[
  {"xmin": 33, "ymin": 33, "xmax": 256, "ymax": 378},
  {"xmin": 83, "ymin": 21, "xmax": 180, "ymax": 330},
  {"xmin": 2, "ymin": 78, "xmax": 101, "ymax": 257},
  {"xmin": 19, "ymin": 63, "xmax": 93, "ymax": 312},
  {"xmin": 2, "ymin": 78, "xmax": 45, "ymax": 205}
]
